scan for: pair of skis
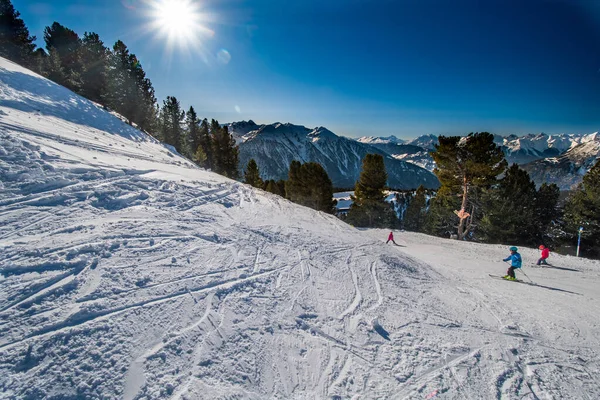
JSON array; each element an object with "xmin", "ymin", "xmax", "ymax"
[
  {"xmin": 489, "ymin": 273, "xmax": 536, "ymax": 286},
  {"xmin": 489, "ymin": 274, "xmax": 524, "ymax": 283}
]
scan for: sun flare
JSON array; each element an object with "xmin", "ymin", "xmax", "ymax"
[
  {"xmin": 147, "ymin": 0, "xmax": 214, "ymax": 56},
  {"xmin": 156, "ymin": 0, "xmax": 195, "ymax": 38}
]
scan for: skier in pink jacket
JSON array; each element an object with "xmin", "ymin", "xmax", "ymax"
[{"xmin": 386, "ymin": 231, "xmax": 397, "ymax": 245}]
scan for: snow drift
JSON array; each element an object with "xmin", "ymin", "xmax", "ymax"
[{"xmin": 1, "ymin": 57, "xmax": 600, "ymax": 399}]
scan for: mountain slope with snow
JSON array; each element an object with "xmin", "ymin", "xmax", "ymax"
[
  {"xmin": 522, "ymin": 135, "xmax": 600, "ymax": 190},
  {"xmin": 1, "ymin": 58, "xmax": 600, "ymax": 399},
  {"xmin": 359, "ymin": 132, "xmax": 599, "ymax": 188},
  {"xmin": 234, "ymin": 123, "xmax": 440, "ymax": 189}
]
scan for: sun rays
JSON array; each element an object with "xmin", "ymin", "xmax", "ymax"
[{"xmin": 143, "ymin": 0, "xmax": 215, "ymax": 61}]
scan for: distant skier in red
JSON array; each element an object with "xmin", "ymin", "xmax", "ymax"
[
  {"xmin": 537, "ymin": 245, "xmax": 550, "ymax": 265},
  {"xmin": 386, "ymin": 231, "xmax": 397, "ymax": 245}
]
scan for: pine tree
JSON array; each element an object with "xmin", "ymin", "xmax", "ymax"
[
  {"xmin": 159, "ymin": 96, "xmax": 185, "ymax": 152},
  {"xmin": 244, "ymin": 159, "xmax": 263, "ymax": 188},
  {"xmin": 404, "ymin": 185, "xmax": 427, "ymax": 232},
  {"xmin": 534, "ymin": 182, "xmax": 560, "ymax": 245},
  {"xmin": 564, "ymin": 159, "xmax": 600, "ymax": 257},
  {"xmin": 276, "ymin": 180, "xmax": 286, "ymax": 197},
  {"xmin": 264, "ymin": 180, "xmax": 279, "ymax": 195},
  {"xmin": 79, "ymin": 32, "xmax": 109, "ymax": 104},
  {"xmin": 283, "ymin": 161, "xmax": 335, "ymax": 212},
  {"xmin": 43, "ymin": 22, "xmax": 83, "ymax": 91},
  {"xmin": 347, "ymin": 154, "xmax": 396, "ymax": 227},
  {"xmin": 0, "ymin": 0, "xmax": 36, "ymax": 66},
  {"xmin": 44, "ymin": 47, "xmax": 67, "ymax": 85},
  {"xmin": 107, "ymin": 40, "xmax": 136, "ymax": 120},
  {"xmin": 198, "ymin": 118, "xmax": 212, "ymax": 168},
  {"xmin": 479, "ymin": 164, "xmax": 538, "ymax": 245},
  {"xmin": 211, "ymin": 121, "xmax": 239, "ymax": 179},
  {"xmin": 193, "ymin": 146, "xmax": 207, "ymax": 166},
  {"xmin": 424, "ymin": 186, "xmax": 461, "ymax": 237},
  {"xmin": 431, "ymin": 132, "xmax": 506, "ymax": 239},
  {"xmin": 30, "ymin": 48, "xmax": 47, "ymax": 75},
  {"xmin": 130, "ymin": 57, "xmax": 157, "ymax": 132},
  {"xmin": 285, "ymin": 160, "xmax": 306, "ymax": 202},
  {"xmin": 107, "ymin": 40, "xmax": 156, "ymax": 132},
  {"xmin": 209, "ymin": 119, "xmax": 223, "ymax": 173},
  {"xmin": 301, "ymin": 162, "xmax": 336, "ymax": 213},
  {"xmin": 186, "ymin": 106, "xmax": 201, "ymax": 160}
]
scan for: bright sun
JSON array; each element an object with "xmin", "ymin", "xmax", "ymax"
[
  {"xmin": 156, "ymin": 0, "xmax": 195, "ymax": 38},
  {"xmin": 147, "ymin": 0, "xmax": 213, "ymax": 56}
]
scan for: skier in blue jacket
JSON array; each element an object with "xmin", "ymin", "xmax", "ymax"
[{"xmin": 503, "ymin": 246, "xmax": 522, "ymax": 280}]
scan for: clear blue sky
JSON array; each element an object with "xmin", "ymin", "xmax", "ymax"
[{"xmin": 13, "ymin": 0, "xmax": 600, "ymax": 138}]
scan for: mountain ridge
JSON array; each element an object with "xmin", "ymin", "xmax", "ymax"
[{"xmin": 229, "ymin": 122, "xmax": 440, "ymax": 190}]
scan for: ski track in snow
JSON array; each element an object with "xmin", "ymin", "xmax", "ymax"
[
  {"xmin": 1, "ymin": 57, "xmax": 600, "ymax": 399},
  {"xmin": 338, "ymin": 258, "xmax": 362, "ymax": 320}
]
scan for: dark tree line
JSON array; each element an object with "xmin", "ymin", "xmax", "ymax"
[
  {"xmin": 0, "ymin": 0, "xmax": 239, "ymax": 179},
  {"xmin": 243, "ymin": 159, "xmax": 335, "ymax": 213}
]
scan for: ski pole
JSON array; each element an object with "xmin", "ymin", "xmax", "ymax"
[{"xmin": 517, "ymin": 268, "xmax": 534, "ymax": 283}]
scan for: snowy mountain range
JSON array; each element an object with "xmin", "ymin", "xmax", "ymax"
[
  {"xmin": 2, "ymin": 56, "xmax": 600, "ymax": 399},
  {"xmin": 229, "ymin": 122, "xmax": 440, "ymax": 189},
  {"xmin": 357, "ymin": 133, "xmax": 600, "ymax": 190}
]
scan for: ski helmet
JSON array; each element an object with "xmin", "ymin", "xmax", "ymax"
[
  {"xmin": 539, "ymin": 245, "xmax": 545, "ymax": 250},
  {"xmin": 509, "ymin": 246, "xmax": 518, "ymax": 252}
]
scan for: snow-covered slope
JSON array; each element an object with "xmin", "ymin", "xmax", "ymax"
[
  {"xmin": 522, "ymin": 135, "xmax": 600, "ymax": 190},
  {"xmin": 357, "ymin": 132, "xmax": 600, "ymax": 188},
  {"xmin": 356, "ymin": 135, "xmax": 406, "ymax": 145},
  {"xmin": 2, "ymin": 57, "xmax": 600, "ymax": 399},
  {"xmin": 235, "ymin": 123, "xmax": 440, "ymax": 189},
  {"xmin": 406, "ymin": 134, "xmax": 439, "ymax": 151}
]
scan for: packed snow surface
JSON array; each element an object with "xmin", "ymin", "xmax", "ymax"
[{"xmin": 2, "ymin": 57, "xmax": 600, "ymax": 399}]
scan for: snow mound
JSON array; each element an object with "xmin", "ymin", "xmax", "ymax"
[{"xmin": 1, "ymin": 57, "xmax": 600, "ymax": 399}]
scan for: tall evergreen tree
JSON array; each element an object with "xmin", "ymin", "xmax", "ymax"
[
  {"xmin": 209, "ymin": 119, "xmax": 223, "ymax": 172},
  {"xmin": 534, "ymin": 182, "xmax": 560, "ymax": 245},
  {"xmin": 79, "ymin": 32, "xmax": 109, "ymax": 104},
  {"xmin": 276, "ymin": 180, "xmax": 286, "ymax": 197},
  {"xmin": 347, "ymin": 154, "xmax": 396, "ymax": 227},
  {"xmin": 0, "ymin": 0, "xmax": 36, "ymax": 66},
  {"xmin": 159, "ymin": 96, "xmax": 185, "ymax": 152},
  {"xmin": 130, "ymin": 57, "xmax": 157, "ymax": 132},
  {"xmin": 431, "ymin": 132, "xmax": 507, "ymax": 240},
  {"xmin": 107, "ymin": 40, "xmax": 135, "ymax": 119},
  {"xmin": 264, "ymin": 180, "xmax": 279, "ymax": 195},
  {"xmin": 479, "ymin": 164, "xmax": 538, "ymax": 245},
  {"xmin": 286, "ymin": 160, "xmax": 306, "ymax": 202},
  {"xmin": 185, "ymin": 106, "xmax": 201, "ymax": 159},
  {"xmin": 564, "ymin": 159, "xmax": 600, "ymax": 257},
  {"xmin": 264, "ymin": 179, "xmax": 286, "ymax": 197},
  {"xmin": 424, "ymin": 186, "xmax": 461, "ymax": 237},
  {"xmin": 44, "ymin": 47, "xmax": 67, "ymax": 85},
  {"xmin": 211, "ymin": 121, "xmax": 239, "ymax": 179},
  {"xmin": 31, "ymin": 48, "xmax": 47, "ymax": 75},
  {"xmin": 193, "ymin": 146, "xmax": 207, "ymax": 166},
  {"xmin": 244, "ymin": 159, "xmax": 263, "ymax": 188},
  {"xmin": 43, "ymin": 22, "xmax": 83, "ymax": 91},
  {"xmin": 107, "ymin": 40, "xmax": 156, "ymax": 132},
  {"xmin": 284, "ymin": 161, "xmax": 335, "ymax": 212},
  {"xmin": 404, "ymin": 185, "xmax": 427, "ymax": 232},
  {"xmin": 300, "ymin": 162, "xmax": 336, "ymax": 213},
  {"xmin": 198, "ymin": 118, "xmax": 212, "ymax": 168}
]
